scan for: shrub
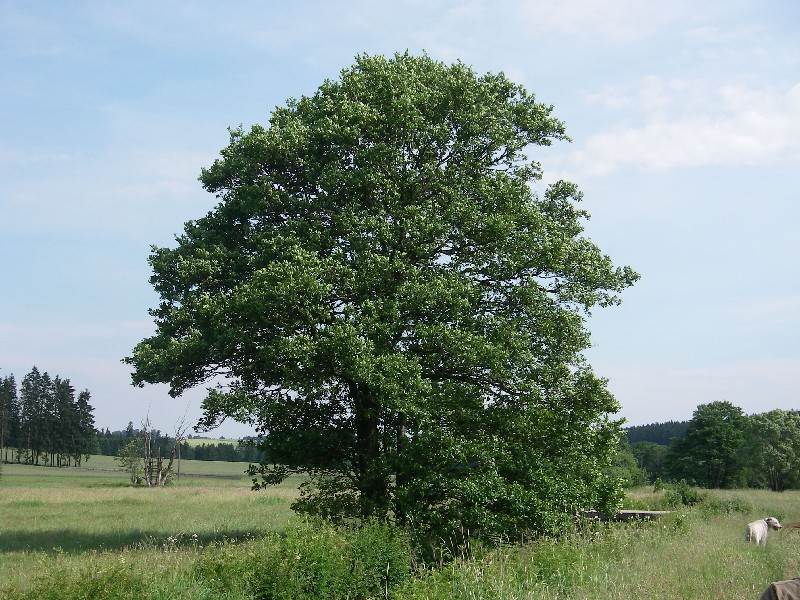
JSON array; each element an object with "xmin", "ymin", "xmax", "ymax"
[
  {"xmin": 662, "ymin": 480, "xmax": 707, "ymax": 508},
  {"xmin": 193, "ymin": 519, "xmax": 411, "ymax": 600},
  {"xmin": 698, "ymin": 495, "xmax": 753, "ymax": 516}
]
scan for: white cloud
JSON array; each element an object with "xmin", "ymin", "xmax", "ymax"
[{"xmin": 565, "ymin": 79, "xmax": 800, "ymax": 176}]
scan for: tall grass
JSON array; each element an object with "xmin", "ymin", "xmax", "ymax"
[
  {"xmin": 3, "ymin": 462, "xmax": 800, "ymax": 599},
  {"xmin": 0, "ymin": 459, "xmax": 301, "ymax": 594},
  {"xmin": 4, "ymin": 519, "xmax": 412, "ymax": 600},
  {"xmin": 394, "ymin": 488, "xmax": 800, "ymax": 599}
]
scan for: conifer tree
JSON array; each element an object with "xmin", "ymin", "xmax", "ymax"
[{"xmin": 0, "ymin": 374, "xmax": 20, "ymax": 462}]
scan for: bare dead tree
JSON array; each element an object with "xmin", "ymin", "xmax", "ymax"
[{"xmin": 141, "ymin": 415, "xmax": 189, "ymax": 487}]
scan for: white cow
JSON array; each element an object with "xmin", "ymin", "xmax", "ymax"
[{"xmin": 745, "ymin": 517, "xmax": 782, "ymax": 545}]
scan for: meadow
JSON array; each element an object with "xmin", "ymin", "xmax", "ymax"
[
  {"xmin": 0, "ymin": 458, "xmax": 300, "ymax": 595},
  {"xmin": 1, "ymin": 458, "xmax": 799, "ymax": 599},
  {"xmin": 182, "ymin": 437, "xmax": 241, "ymax": 448}
]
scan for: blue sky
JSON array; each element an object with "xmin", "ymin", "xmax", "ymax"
[{"xmin": 1, "ymin": 1, "xmax": 798, "ymax": 438}]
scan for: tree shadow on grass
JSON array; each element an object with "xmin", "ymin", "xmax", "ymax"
[{"xmin": 0, "ymin": 528, "xmax": 261, "ymax": 554}]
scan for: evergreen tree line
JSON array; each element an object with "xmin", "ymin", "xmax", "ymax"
[
  {"xmin": 625, "ymin": 420, "xmax": 689, "ymax": 445},
  {"xmin": 96, "ymin": 425, "xmax": 264, "ymax": 463},
  {"xmin": 0, "ymin": 366, "xmax": 97, "ymax": 466},
  {"xmin": 616, "ymin": 401, "xmax": 800, "ymax": 491},
  {"xmin": 0, "ymin": 367, "xmax": 260, "ymax": 468}
]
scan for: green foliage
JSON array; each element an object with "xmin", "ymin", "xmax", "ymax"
[
  {"xmin": 193, "ymin": 519, "xmax": 411, "ymax": 600},
  {"xmin": 125, "ymin": 52, "xmax": 638, "ymax": 547},
  {"xmin": 4, "ymin": 367, "xmax": 96, "ymax": 467},
  {"xmin": 664, "ymin": 401, "xmax": 747, "ymax": 488},
  {"xmin": 8, "ymin": 519, "xmax": 408, "ymax": 600},
  {"xmin": 609, "ymin": 439, "xmax": 649, "ymax": 488},
  {"xmin": 650, "ymin": 407, "xmax": 800, "ymax": 492},
  {"xmin": 698, "ymin": 494, "xmax": 753, "ymax": 516},
  {"xmin": 393, "ymin": 515, "xmax": 693, "ymax": 599},
  {"xmin": 3, "ymin": 467, "xmax": 800, "ymax": 600},
  {"xmin": 291, "ymin": 472, "xmax": 362, "ymax": 523},
  {"xmin": 625, "ymin": 421, "xmax": 688, "ymax": 445},
  {"xmin": 661, "ymin": 480, "xmax": 707, "ymax": 508},
  {"xmin": 116, "ymin": 438, "xmax": 144, "ymax": 484},
  {"xmin": 623, "ymin": 480, "xmax": 705, "ymax": 511},
  {"xmin": 8, "ymin": 564, "xmax": 148, "ymax": 600},
  {"xmin": 637, "ymin": 479, "xmax": 753, "ymax": 516},
  {"xmin": 629, "ymin": 441, "xmax": 667, "ymax": 482},
  {"xmin": 743, "ymin": 409, "xmax": 800, "ymax": 491},
  {"xmin": 0, "ymin": 373, "xmax": 21, "ymax": 462}
]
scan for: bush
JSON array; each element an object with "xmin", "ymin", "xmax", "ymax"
[
  {"xmin": 194, "ymin": 519, "xmax": 411, "ymax": 600},
  {"xmin": 660, "ymin": 480, "xmax": 707, "ymax": 508},
  {"xmin": 698, "ymin": 495, "xmax": 753, "ymax": 516}
]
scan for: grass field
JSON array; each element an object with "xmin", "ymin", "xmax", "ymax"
[
  {"xmin": 396, "ymin": 489, "xmax": 800, "ymax": 599},
  {"xmin": 1, "ymin": 454, "xmax": 254, "ymax": 487},
  {"xmin": 2, "ymin": 461, "xmax": 799, "ymax": 599},
  {"xmin": 0, "ymin": 456, "xmax": 303, "ymax": 595},
  {"xmin": 183, "ymin": 437, "xmax": 239, "ymax": 447}
]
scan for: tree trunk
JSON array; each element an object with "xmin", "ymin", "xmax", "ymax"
[
  {"xmin": 349, "ymin": 380, "xmax": 387, "ymax": 518},
  {"xmin": 394, "ymin": 416, "xmax": 408, "ymax": 525}
]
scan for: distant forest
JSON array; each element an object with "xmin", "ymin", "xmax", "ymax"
[
  {"xmin": 96, "ymin": 425, "xmax": 264, "ymax": 463},
  {"xmin": 617, "ymin": 403, "xmax": 800, "ymax": 492},
  {"xmin": 624, "ymin": 420, "xmax": 689, "ymax": 445},
  {"xmin": 1, "ymin": 366, "xmax": 262, "ymax": 465}
]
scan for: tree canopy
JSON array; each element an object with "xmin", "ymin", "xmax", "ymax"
[
  {"xmin": 125, "ymin": 53, "xmax": 638, "ymax": 545},
  {"xmin": 743, "ymin": 409, "xmax": 800, "ymax": 492},
  {"xmin": 665, "ymin": 401, "xmax": 747, "ymax": 488}
]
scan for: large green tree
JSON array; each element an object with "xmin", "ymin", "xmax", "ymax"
[
  {"xmin": 744, "ymin": 410, "xmax": 800, "ymax": 492},
  {"xmin": 665, "ymin": 401, "xmax": 747, "ymax": 488},
  {"xmin": 126, "ymin": 53, "xmax": 637, "ymax": 543}
]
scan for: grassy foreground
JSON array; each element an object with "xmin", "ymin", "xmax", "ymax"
[
  {"xmin": 2, "ymin": 460, "xmax": 799, "ymax": 599},
  {"xmin": 398, "ymin": 490, "xmax": 800, "ymax": 599},
  {"xmin": 0, "ymin": 458, "xmax": 299, "ymax": 595}
]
